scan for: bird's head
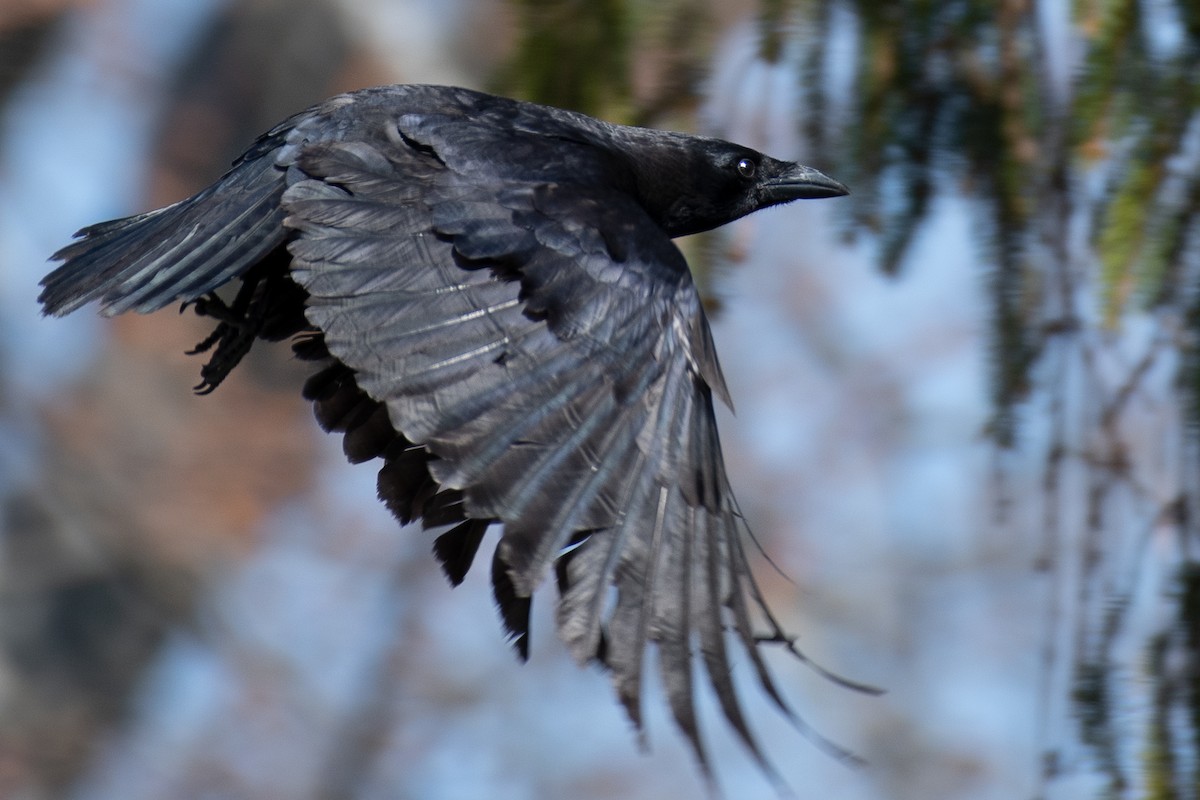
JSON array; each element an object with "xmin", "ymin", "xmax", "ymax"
[{"xmin": 627, "ymin": 134, "xmax": 849, "ymax": 238}]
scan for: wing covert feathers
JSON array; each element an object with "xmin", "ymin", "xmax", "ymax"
[{"xmin": 282, "ymin": 134, "xmax": 800, "ymax": 774}]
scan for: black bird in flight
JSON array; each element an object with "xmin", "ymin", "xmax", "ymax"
[{"xmin": 40, "ymin": 84, "xmax": 852, "ymax": 780}]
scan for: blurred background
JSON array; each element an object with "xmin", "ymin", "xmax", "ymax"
[{"xmin": 1, "ymin": 0, "xmax": 1198, "ymax": 798}]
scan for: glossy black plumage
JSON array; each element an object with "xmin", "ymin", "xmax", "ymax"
[{"xmin": 40, "ymin": 84, "xmax": 851, "ymax": 779}]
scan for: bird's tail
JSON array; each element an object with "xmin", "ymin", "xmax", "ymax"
[{"xmin": 40, "ymin": 154, "xmax": 288, "ymax": 317}]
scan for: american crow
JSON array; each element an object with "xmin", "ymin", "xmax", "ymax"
[{"xmin": 40, "ymin": 84, "xmax": 851, "ymax": 779}]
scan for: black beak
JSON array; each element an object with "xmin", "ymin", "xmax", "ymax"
[{"xmin": 761, "ymin": 162, "xmax": 850, "ymax": 202}]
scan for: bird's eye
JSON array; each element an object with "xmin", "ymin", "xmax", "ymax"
[{"xmin": 736, "ymin": 158, "xmax": 756, "ymax": 178}]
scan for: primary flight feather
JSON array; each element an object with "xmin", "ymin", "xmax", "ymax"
[{"xmin": 40, "ymin": 84, "xmax": 850, "ymax": 779}]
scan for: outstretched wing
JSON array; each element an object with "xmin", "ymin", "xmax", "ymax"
[{"xmin": 281, "ymin": 119, "xmax": 795, "ymax": 776}]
